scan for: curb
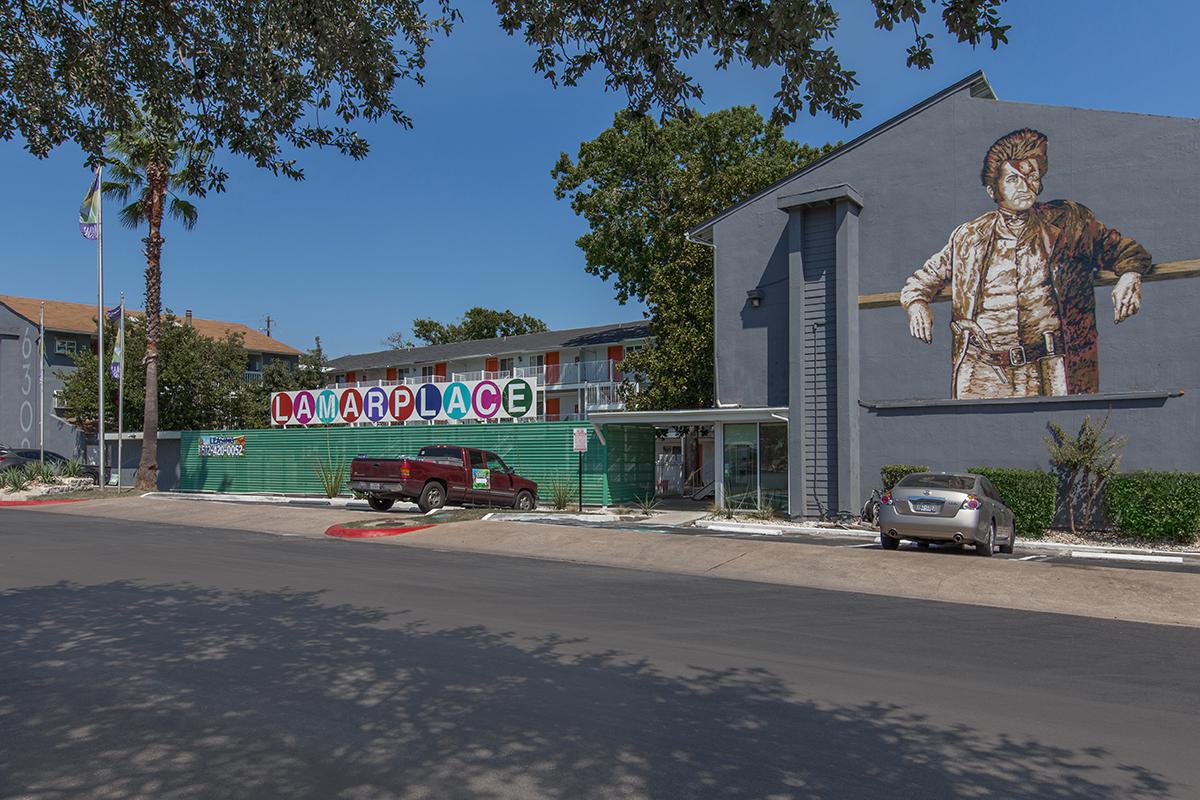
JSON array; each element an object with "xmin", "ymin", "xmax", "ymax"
[
  {"xmin": 144, "ymin": 491, "xmax": 417, "ymax": 512},
  {"xmin": 325, "ymin": 524, "xmax": 434, "ymax": 539},
  {"xmin": 0, "ymin": 497, "xmax": 90, "ymax": 507},
  {"xmin": 692, "ymin": 519, "xmax": 1200, "ymax": 558}
]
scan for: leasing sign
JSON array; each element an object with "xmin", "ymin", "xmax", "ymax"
[
  {"xmin": 199, "ymin": 435, "xmax": 246, "ymax": 457},
  {"xmin": 269, "ymin": 379, "xmax": 537, "ymax": 426}
]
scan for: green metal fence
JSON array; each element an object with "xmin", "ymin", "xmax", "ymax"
[{"xmin": 178, "ymin": 421, "xmax": 655, "ymax": 506}]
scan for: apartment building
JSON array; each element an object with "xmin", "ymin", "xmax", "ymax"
[
  {"xmin": 325, "ymin": 321, "xmax": 651, "ymax": 422},
  {"xmin": 0, "ymin": 294, "xmax": 301, "ymax": 456}
]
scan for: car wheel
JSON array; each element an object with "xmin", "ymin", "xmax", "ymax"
[
  {"xmin": 367, "ymin": 496, "xmax": 395, "ymax": 512},
  {"xmin": 999, "ymin": 529, "xmax": 1015, "ymax": 555},
  {"xmin": 514, "ymin": 490, "xmax": 536, "ymax": 511},
  {"xmin": 880, "ymin": 531, "xmax": 901, "ymax": 551},
  {"xmin": 977, "ymin": 521, "xmax": 996, "ymax": 557},
  {"xmin": 418, "ymin": 482, "xmax": 446, "ymax": 513}
]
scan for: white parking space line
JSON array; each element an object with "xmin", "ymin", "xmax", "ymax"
[
  {"xmin": 839, "ymin": 543, "xmax": 877, "ymax": 548},
  {"xmin": 1017, "ymin": 555, "xmax": 1046, "ymax": 561},
  {"xmin": 1069, "ymin": 551, "xmax": 1184, "ymax": 564}
]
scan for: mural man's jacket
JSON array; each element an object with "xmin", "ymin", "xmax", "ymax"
[{"xmin": 901, "ymin": 200, "xmax": 1151, "ymax": 396}]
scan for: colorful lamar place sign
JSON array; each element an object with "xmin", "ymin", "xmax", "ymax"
[
  {"xmin": 270, "ymin": 379, "xmax": 537, "ymax": 426},
  {"xmin": 199, "ymin": 434, "xmax": 246, "ymax": 457}
]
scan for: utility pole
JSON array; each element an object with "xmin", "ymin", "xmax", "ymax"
[{"xmin": 264, "ymin": 315, "xmax": 273, "ymax": 338}]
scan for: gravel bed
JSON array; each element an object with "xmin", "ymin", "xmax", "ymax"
[{"xmin": 1023, "ymin": 529, "xmax": 1200, "ymax": 552}]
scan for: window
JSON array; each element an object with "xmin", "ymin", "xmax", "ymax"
[
  {"xmin": 498, "ymin": 358, "xmax": 514, "ymax": 374},
  {"xmin": 469, "ymin": 450, "xmax": 487, "ymax": 470},
  {"xmin": 54, "ymin": 338, "xmax": 77, "ymax": 355},
  {"xmin": 486, "ymin": 453, "xmax": 510, "ymax": 473},
  {"xmin": 896, "ymin": 474, "xmax": 976, "ymax": 492},
  {"xmin": 421, "ymin": 365, "xmax": 436, "ymax": 380},
  {"xmin": 529, "ymin": 354, "xmax": 544, "ymax": 368}
]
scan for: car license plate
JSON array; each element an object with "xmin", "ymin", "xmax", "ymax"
[
  {"xmin": 367, "ymin": 482, "xmax": 385, "ymax": 491},
  {"xmin": 913, "ymin": 501, "xmax": 940, "ymax": 513}
]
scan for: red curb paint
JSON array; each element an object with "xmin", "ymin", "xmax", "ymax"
[
  {"xmin": 0, "ymin": 498, "xmax": 90, "ymax": 507},
  {"xmin": 325, "ymin": 524, "xmax": 434, "ymax": 539}
]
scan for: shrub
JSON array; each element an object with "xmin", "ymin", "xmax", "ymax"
[
  {"xmin": 1045, "ymin": 414, "xmax": 1125, "ymax": 534},
  {"xmin": 1105, "ymin": 471, "xmax": 1200, "ymax": 543},
  {"xmin": 631, "ymin": 492, "xmax": 660, "ymax": 516},
  {"xmin": 2, "ymin": 466, "xmax": 31, "ymax": 492},
  {"xmin": 310, "ymin": 442, "xmax": 348, "ymax": 499},
  {"xmin": 56, "ymin": 459, "xmax": 86, "ymax": 478},
  {"xmin": 970, "ymin": 467, "xmax": 1056, "ymax": 539},
  {"xmin": 880, "ymin": 464, "xmax": 929, "ymax": 491},
  {"xmin": 548, "ymin": 477, "xmax": 576, "ymax": 510}
]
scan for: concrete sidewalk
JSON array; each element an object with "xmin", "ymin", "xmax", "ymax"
[
  {"xmin": 373, "ymin": 520, "xmax": 1200, "ymax": 628},
  {"xmin": 23, "ymin": 495, "xmax": 397, "ymax": 537}
]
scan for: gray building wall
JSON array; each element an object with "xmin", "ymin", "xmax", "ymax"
[
  {"xmin": 711, "ymin": 75, "xmax": 1200, "ymax": 513},
  {"xmin": 0, "ymin": 304, "xmax": 84, "ymax": 457}
]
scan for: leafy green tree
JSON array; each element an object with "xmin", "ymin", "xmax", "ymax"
[
  {"xmin": 60, "ymin": 316, "xmax": 327, "ymax": 431},
  {"xmin": 553, "ymin": 107, "xmax": 834, "ymax": 409},
  {"xmin": 59, "ymin": 312, "xmax": 248, "ymax": 432},
  {"xmin": 1, "ymin": 1, "xmax": 1007, "ymax": 174},
  {"xmin": 387, "ymin": 308, "xmax": 548, "ymax": 347},
  {"xmin": 102, "ymin": 112, "xmax": 203, "ymax": 488}
]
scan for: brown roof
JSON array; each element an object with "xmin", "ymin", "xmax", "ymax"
[{"xmin": 0, "ymin": 294, "xmax": 301, "ymax": 356}]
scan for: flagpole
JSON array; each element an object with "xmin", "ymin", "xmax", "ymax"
[
  {"xmin": 39, "ymin": 302, "xmax": 45, "ymax": 465},
  {"xmin": 97, "ymin": 164, "xmax": 105, "ymax": 489},
  {"xmin": 117, "ymin": 294, "xmax": 125, "ymax": 491}
]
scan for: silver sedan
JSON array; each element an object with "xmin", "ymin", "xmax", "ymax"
[{"xmin": 877, "ymin": 472, "xmax": 1015, "ymax": 556}]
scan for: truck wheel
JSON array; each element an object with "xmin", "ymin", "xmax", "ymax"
[
  {"xmin": 367, "ymin": 496, "xmax": 395, "ymax": 512},
  {"xmin": 418, "ymin": 482, "xmax": 446, "ymax": 513},
  {"xmin": 514, "ymin": 490, "xmax": 536, "ymax": 511}
]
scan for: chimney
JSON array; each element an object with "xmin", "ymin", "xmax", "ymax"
[{"xmin": 185, "ymin": 310, "xmax": 193, "ymax": 327}]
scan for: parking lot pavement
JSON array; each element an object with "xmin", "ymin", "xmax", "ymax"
[{"xmin": 519, "ymin": 516, "xmax": 1200, "ymax": 576}]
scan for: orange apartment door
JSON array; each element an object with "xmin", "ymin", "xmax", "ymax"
[
  {"xmin": 485, "ymin": 358, "xmax": 499, "ymax": 375},
  {"xmin": 434, "ymin": 363, "xmax": 447, "ymax": 380},
  {"xmin": 544, "ymin": 352, "xmax": 560, "ymax": 384},
  {"xmin": 345, "ymin": 370, "xmax": 357, "ymax": 384},
  {"xmin": 545, "ymin": 397, "xmax": 560, "ymax": 421},
  {"xmin": 607, "ymin": 345, "xmax": 624, "ymax": 380},
  {"xmin": 386, "ymin": 368, "xmax": 398, "ymax": 382}
]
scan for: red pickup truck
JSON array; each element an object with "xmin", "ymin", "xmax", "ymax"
[{"xmin": 349, "ymin": 445, "xmax": 539, "ymax": 513}]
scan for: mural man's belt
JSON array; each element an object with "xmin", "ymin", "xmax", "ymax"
[{"xmin": 978, "ymin": 332, "xmax": 1065, "ymax": 367}]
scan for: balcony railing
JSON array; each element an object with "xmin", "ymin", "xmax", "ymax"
[{"xmin": 326, "ymin": 360, "xmax": 643, "ymax": 390}]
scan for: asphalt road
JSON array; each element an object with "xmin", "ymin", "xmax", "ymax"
[{"xmin": 1, "ymin": 509, "xmax": 1197, "ymax": 800}]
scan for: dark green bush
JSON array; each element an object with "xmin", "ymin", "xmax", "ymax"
[
  {"xmin": 880, "ymin": 464, "xmax": 929, "ymax": 491},
  {"xmin": 969, "ymin": 467, "xmax": 1056, "ymax": 539},
  {"xmin": 1104, "ymin": 471, "xmax": 1200, "ymax": 543}
]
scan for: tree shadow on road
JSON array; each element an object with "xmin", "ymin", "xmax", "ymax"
[{"xmin": 0, "ymin": 580, "xmax": 1173, "ymax": 799}]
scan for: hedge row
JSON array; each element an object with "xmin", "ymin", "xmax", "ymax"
[
  {"xmin": 1104, "ymin": 472, "xmax": 1200, "ymax": 543},
  {"xmin": 968, "ymin": 467, "xmax": 1056, "ymax": 539},
  {"xmin": 880, "ymin": 464, "xmax": 929, "ymax": 491}
]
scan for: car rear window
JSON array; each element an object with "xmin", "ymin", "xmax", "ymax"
[{"xmin": 896, "ymin": 474, "xmax": 976, "ymax": 492}]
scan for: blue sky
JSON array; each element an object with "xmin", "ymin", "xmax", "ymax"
[{"xmin": 1, "ymin": 1, "xmax": 1196, "ymax": 358}]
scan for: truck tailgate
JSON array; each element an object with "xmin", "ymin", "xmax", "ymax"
[{"xmin": 351, "ymin": 458, "xmax": 404, "ymax": 480}]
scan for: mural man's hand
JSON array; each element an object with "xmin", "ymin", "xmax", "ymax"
[
  {"xmin": 1112, "ymin": 273, "xmax": 1142, "ymax": 323},
  {"xmin": 907, "ymin": 301, "xmax": 933, "ymax": 343}
]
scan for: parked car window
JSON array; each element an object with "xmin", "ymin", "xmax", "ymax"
[
  {"xmin": 469, "ymin": 450, "xmax": 486, "ymax": 470},
  {"xmin": 419, "ymin": 446, "xmax": 463, "ymax": 461},
  {"xmin": 485, "ymin": 453, "xmax": 508, "ymax": 473},
  {"xmin": 980, "ymin": 477, "xmax": 999, "ymax": 501},
  {"xmin": 896, "ymin": 474, "xmax": 976, "ymax": 492}
]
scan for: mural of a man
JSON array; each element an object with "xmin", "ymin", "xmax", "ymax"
[{"xmin": 900, "ymin": 128, "xmax": 1151, "ymax": 398}]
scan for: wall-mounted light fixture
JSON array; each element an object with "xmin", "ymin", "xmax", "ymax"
[{"xmin": 747, "ymin": 289, "xmax": 763, "ymax": 308}]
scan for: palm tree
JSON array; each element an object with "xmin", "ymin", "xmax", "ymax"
[{"xmin": 103, "ymin": 113, "xmax": 201, "ymax": 490}]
